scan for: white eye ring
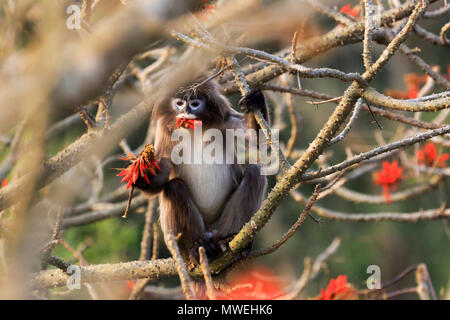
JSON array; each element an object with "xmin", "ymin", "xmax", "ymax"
[
  {"xmin": 172, "ymin": 98, "xmax": 186, "ymax": 110},
  {"xmin": 188, "ymin": 98, "xmax": 204, "ymax": 109}
]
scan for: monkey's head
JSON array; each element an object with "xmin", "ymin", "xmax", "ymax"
[
  {"xmin": 155, "ymin": 77, "xmax": 240, "ymax": 128},
  {"xmin": 171, "ymin": 79, "xmax": 229, "ymax": 126}
]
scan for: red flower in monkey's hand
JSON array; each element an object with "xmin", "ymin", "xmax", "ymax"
[
  {"xmin": 118, "ymin": 144, "xmax": 160, "ymax": 189},
  {"xmin": 373, "ymin": 160, "xmax": 403, "ymax": 203},
  {"xmin": 340, "ymin": 4, "xmax": 361, "ymax": 19},
  {"xmin": 176, "ymin": 117, "xmax": 202, "ymax": 130},
  {"xmin": 1, "ymin": 178, "xmax": 7, "ymax": 188},
  {"xmin": 417, "ymin": 142, "xmax": 449, "ymax": 168},
  {"xmin": 317, "ymin": 275, "xmax": 358, "ymax": 300}
]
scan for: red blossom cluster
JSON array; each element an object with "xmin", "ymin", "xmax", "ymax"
[
  {"xmin": 386, "ymin": 73, "xmax": 427, "ymax": 99},
  {"xmin": 200, "ymin": 270, "xmax": 360, "ymax": 300},
  {"xmin": 200, "ymin": 0, "xmax": 216, "ymax": 11},
  {"xmin": 117, "ymin": 144, "xmax": 160, "ymax": 189},
  {"xmin": 340, "ymin": 4, "xmax": 361, "ymax": 19},
  {"xmin": 417, "ymin": 142, "xmax": 449, "ymax": 168},
  {"xmin": 373, "ymin": 160, "xmax": 403, "ymax": 203},
  {"xmin": 386, "ymin": 66, "xmax": 450, "ymax": 99},
  {"xmin": 372, "ymin": 142, "xmax": 447, "ymax": 203},
  {"xmin": 216, "ymin": 267, "xmax": 285, "ymax": 300},
  {"xmin": 1, "ymin": 179, "xmax": 7, "ymax": 188},
  {"xmin": 317, "ymin": 275, "xmax": 358, "ymax": 300},
  {"xmin": 127, "ymin": 280, "xmax": 134, "ymax": 291},
  {"xmin": 197, "ymin": 0, "xmax": 216, "ymax": 22}
]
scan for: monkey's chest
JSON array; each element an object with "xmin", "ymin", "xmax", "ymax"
[{"xmin": 176, "ymin": 164, "xmax": 235, "ymax": 225}]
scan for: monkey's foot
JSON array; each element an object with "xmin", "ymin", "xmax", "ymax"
[
  {"xmin": 190, "ymin": 234, "xmax": 253, "ymax": 265},
  {"xmin": 213, "ymin": 235, "xmax": 253, "ymax": 261},
  {"xmin": 190, "ymin": 234, "xmax": 221, "ymax": 264}
]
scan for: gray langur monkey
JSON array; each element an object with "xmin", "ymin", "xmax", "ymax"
[{"xmin": 133, "ymin": 77, "xmax": 269, "ymax": 264}]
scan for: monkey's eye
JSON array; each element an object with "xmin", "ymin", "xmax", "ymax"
[
  {"xmin": 172, "ymin": 98, "xmax": 187, "ymax": 110},
  {"xmin": 188, "ymin": 98, "xmax": 204, "ymax": 110}
]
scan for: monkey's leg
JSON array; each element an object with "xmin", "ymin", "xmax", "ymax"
[
  {"xmin": 160, "ymin": 178, "xmax": 219, "ymax": 263},
  {"xmin": 211, "ymin": 164, "xmax": 267, "ymax": 253}
]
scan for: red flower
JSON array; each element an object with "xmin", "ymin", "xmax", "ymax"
[
  {"xmin": 417, "ymin": 142, "xmax": 449, "ymax": 168},
  {"xmin": 442, "ymin": 65, "xmax": 450, "ymax": 81},
  {"xmin": 340, "ymin": 4, "xmax": 361, "ymax": 19},
  {"xmin": 196, "ymin": 0, "xmax": 216, "ymax": 22},
  {"xmin": 405, "ymin": 73, "xmax": 428, "ymax": 98},
  {"xmin": 216, "ymin": 267, "xmax": 285, "ymax": 300},
  {"xmin": 373, "ymin": 161, "xmax": 403, "ymax": 203},
  {"xmin": 385, "ymin": 73, "xmax": 427, "ymax": 99},
  {"xmin": 201, "ymin": 0, "xmax": 216, "ymax": 11},
  {"xmin": 386, "ymin": 66, "xmax": 450, "ymax": 99},
  {"xmin": 1, "ymin": 178, "xmax": 7, "ymax": 188},
  {"xmin": 318, "ymin": 275, "xmax": 358, "ymax": 300},
  {"xmin": 176, "ymin": 117, "xmax": 202, "ymax": 130},
  {"xmin": 127, "ymin": 280, "xmax": 134, "ymax": 291},
  {"xmin": 117, "ymin": 144, "xmax": 160, "ymax": 189},
  {"xmin": 407, "ymin": 88, "xmax": 418, "ymax": 99}
]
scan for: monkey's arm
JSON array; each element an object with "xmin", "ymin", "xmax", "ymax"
[
  {"xmin": 238, "ymin": 88, "xmax": 270, "ymax": 130},
  {"xmin": 133, "ymin": 157, "xmax": 172, "ymax": 195}
]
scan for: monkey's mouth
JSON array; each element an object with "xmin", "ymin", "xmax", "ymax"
[
  {"xmin": 176, "ymin": 113, "xmax": 198, "ymax": 120},
  {"xmin": 176, "ymin": 115, "xmax": 202, "ymax": 130}
]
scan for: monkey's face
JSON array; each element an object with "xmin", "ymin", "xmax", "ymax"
[{"xmin": 171, "ymin": 93, "xmax": 223, "ymax": 125}]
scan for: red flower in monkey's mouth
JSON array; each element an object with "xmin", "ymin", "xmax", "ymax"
[
  {"xmin": 176, "ymin": 117, "xmax": 202, "ymax": 130},
  {"xmin": 117, "ymin": 144, "xmax": 160, "ymax": 189}
]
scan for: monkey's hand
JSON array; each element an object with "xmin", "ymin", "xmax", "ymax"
[
  {"xmin": 238, "ymin": 88, "xmax": 266, "ymax": 113},
  {"xmin": 133, "ymin": 158, "xmax": 171, "ymax": 195},
  {"xmin": 212, "ymin": 233, "xmax": 253, "ymax": 260}
]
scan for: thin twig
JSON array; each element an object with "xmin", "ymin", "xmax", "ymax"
[
  {"xmin": 122, "ymin": 186, "xmax": 134, "ymax": 219},
  {"xmin": 166, "ymin": 234, "xmax": 195, "ymax": 300},
  {"xmin": 250, "ymin": 185, "xmax": 322, "ymax": 258},
  {"xmin": 198, "ymin": 247, "xmax": 216, "ymax": 300}
]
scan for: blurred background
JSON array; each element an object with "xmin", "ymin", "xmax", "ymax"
[{"xmin": 0, "ymin": 0, "xmax": 448, "ymax": 299}]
